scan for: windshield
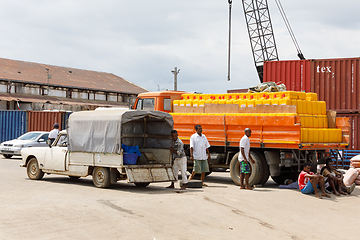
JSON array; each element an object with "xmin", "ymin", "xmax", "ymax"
[
  {"xmin": 143, "ymin": 98, "xmax": 155, "ymax": 110},
  {"xmin": 56, "ymin": 135, "xmax": 68, "ymax": 147},
  {"xmin": 18, "ymin": 132, "xmax": 42, "ymax": 141},
  {"xmin": 136, "ymin": 98, "xmax": 155, "ymax": 110}
]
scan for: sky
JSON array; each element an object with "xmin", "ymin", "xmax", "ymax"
[{"xmin": 0, "ymin": 0, "xmax": 359, "ymax": 93}]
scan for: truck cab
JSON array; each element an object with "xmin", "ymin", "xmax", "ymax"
[{"xmin": 134, "ymin": 91, "xmax": 184, "ymax": 112}]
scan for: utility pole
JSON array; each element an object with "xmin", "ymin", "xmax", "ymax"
[
  {"xmin": 171, "ymin": 67, "xmax": 180, "ymax": 91},
  {"xmin": 46, "ymin": 68, "xmax": 52, "ymax": 95}
]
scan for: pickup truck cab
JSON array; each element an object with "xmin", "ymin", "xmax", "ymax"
[{"xmin": 21, "ymin": 109, "xmax": 175, "ymax": 188}]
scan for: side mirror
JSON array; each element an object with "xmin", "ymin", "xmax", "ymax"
[
  {"xmin": 46, "ymin": 139, "xmax": 52, "ymax": 148},
  {"xmin": 38, "ymin": 139, "xmax": 45, "ymax": 142},
  {"xmin": 129, "ymin": 105, "xmax": 133, "ymax": 109}
]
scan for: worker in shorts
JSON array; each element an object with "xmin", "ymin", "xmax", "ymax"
[
  {"xmin": 167, "ymin": 130, "xmax": 188, "ymax": 190},
  {"xmin": 188, "ymin": 125, "xmax": 211, "ymax": 186},
  {"xmin": 298, "ymin": 162, "xmax": 330, "ymax": 199},
  {"xmin": 48, "ymin": 123, "xmax": 60, "ymax": 144},
  {"xmin": 239, "ymin": 128, "xmax": 255, "ymax": 190}
]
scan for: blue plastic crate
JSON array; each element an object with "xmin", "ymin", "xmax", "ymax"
[{"xmin": 123, "ymin": 153, "xmax": 138, "ymax": 165}]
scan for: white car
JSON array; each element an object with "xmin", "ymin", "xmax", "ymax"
[{"xmin": 0, "ymin": 131, "xmax": 49, "ymax": 158}]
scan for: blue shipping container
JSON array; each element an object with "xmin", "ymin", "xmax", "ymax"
[
  {"xmin": 0, "ymin": 111, "xmax": 28, "ymax": 143},
  {"xmin": 61, "ymin": 112, "xmax": 72, "ymax": 130}
]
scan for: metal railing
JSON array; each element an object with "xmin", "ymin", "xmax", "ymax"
[{"xmin": 330, "ymin": 149, "xmax": 360, "ymax": 169}]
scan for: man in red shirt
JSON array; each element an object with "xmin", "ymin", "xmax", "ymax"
[{"xmin": 298, "ymin": 163, "xmax": 330, "ymax": 199}]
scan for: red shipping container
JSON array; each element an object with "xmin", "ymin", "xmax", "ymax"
[
  {"xmin": 263, "ymin": 57, "xmax": 360, "ymax": 112},
  {"xmin": 263, "ymin": 60, "xmax": 312, "ymax": 92},
  {"xmin": 312, "ymin": 58, "xmax": 360, "ymax": 112},
  {"xmin": 337, "ymin": 113, "xmax": 360, "ymax": 150},
  {"xmin": 28, "ymin": 111, "xmax": 63, "ymax": 132}
]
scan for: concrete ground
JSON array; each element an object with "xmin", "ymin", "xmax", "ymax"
[{"xmin": 1, "ymin": 156, "xmax": 359, "ymax": 240}]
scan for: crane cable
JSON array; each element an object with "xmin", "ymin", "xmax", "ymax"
[
  {"xmin": 274, "ymin": 0, "xmax": 305, "ymax": 60},
  {"xmin": 227, "ymin": 0, "xmax": 232, "ymax": 81}
]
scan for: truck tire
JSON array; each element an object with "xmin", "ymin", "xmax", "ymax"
[
  {"xmin": 3, "ymin": 154, "xmax": 13, "ymax": 159},
  {"xmin": 230, "ymin": 152, "xmax": 264, "ymax": 186},
  {"xmin": 134, "ymin": 182, "xmax": 150, "ymax": 187},
  {"xmin": 257, "ymin": 152, "xmax": 270, "ymax": 185},
  {"xmin": 27, "ymin": 158, "xmax": 44, "ymax": 180},
  {"xmin": 92, "ymin": 167, "xmax": 111, "ymax": 188}
]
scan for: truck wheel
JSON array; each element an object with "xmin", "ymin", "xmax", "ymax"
[
  {"xmin": 134, "ymin": 182, "xmax": 150, "ymax": 187},
  {"xmin": 230, "ymin": 152, "xmax": 264, "ymax": 186},
  {"xmin": 257, "ymin": 152, "xmax": 270, "ymax": 185},
  {"xmin": 92, "ymin": 167, "xmax": 111, "ymax": 188},
  {"xmin": 27, "ymin": 158, "xmax": 44, "ymax": 180},
  {"xmin": 3, "ymin": 154, "xmax": 13, "ymax": 159}
]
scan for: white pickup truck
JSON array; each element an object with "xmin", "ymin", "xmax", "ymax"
[{"xmin": 20, "ymin": 109, "xmax": 175, "ymax": 188}]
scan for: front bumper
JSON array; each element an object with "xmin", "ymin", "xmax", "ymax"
[{"xmin": 0, "ymin": 147, "xmax": 22, "ymax": 155}]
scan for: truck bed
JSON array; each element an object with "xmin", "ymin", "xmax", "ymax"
[{"xmin": 172, "ymin": 114, "xmax": 349, "ymax": 150}]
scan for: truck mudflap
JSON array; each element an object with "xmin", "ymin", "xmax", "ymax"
[{"xmin": 125, "ymin": 165, "xmax": 176, "ymax": 183}]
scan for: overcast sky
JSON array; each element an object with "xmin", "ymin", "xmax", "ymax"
[{"xmin": 0, "ymin": 0, "xmax": 359, "ymax": 93}]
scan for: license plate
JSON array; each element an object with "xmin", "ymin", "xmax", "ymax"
[{"xmin": 3, "ymin": 148, "xmax": 11, "ymax": 151}]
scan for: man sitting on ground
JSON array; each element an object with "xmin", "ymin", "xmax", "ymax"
[
  {"xmin": 321, "ymin": 158, "xmax": 353, "ymax": 196},
  {"xmin": 298, "ymin": 163, "xmax": 330, "ymax": 199}
]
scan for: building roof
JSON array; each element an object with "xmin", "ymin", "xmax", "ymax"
[
  {"xmin": 0, "ymin": 92, "xmax": 128, "ymax": 107},
  {"xmin": 0, "ymin": 57, "xmax": 147, "ymax": 94}
]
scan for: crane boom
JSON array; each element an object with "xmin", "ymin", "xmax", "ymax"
[{"xmin": 242, "ymin": 0, "xmax": 279, "ymax": 82}]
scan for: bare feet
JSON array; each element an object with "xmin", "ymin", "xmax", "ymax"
[
  {"xmin": 315, "ymin": 194, "xmax": 323, "ymax": 199},
  {"xmin": 333, "ymin": 191, "xmax": 340, "ymax": 196},
  {"xmin": 240, "ymin": 186, "xmax": 245, "ymax": 189},
  {"xmin": 339, "ymin": 190, "xmax": 347, "ymax": 195},
  {"xmin": 245, "ymin": 186, "xmax": 254, "ymax": 190},
  {"xmin": 202, "ymin": 183, "xmax": 208, "ymax": 187},
  {"xmin": 321, "ymin": 193, "xmax": 331, "ymax": 198}
]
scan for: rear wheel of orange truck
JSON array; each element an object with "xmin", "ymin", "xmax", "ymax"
[
  {"xmin": 230, "ymin": 152, "xmax": 264, "ymax": 186},
  {"xmin": 258, "ymin": 152, "xmax": 270, "ymax": 185}
]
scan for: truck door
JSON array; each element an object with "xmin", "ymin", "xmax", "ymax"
[{"xmin": 44, "ymin": 134, "xmax": 68, "ymax": 171}]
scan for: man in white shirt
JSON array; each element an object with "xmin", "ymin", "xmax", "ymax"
[
  {"xmin": 188, "ymin": 125, "xmax": 211, "ymax": 186},
  {"xmin": 238, "ymin": 128, "xmax": 255, "ymax": 190},
  {"xmin": 48, "ymin": 123, "xmax": 60, "ymax": 144}
]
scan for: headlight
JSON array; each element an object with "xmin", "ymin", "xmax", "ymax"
[
  {"xmin": 0, "ymin": 143, "xmax": 4, "ymax": 146},
  {"xmin": 14, "ymin": 144, "xmax": 24, "ymax": 148}
]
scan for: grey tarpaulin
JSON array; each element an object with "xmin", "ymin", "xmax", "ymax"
[{"xmin": 67, "ymin": 109, "xmax": 174, "ymax": 153}]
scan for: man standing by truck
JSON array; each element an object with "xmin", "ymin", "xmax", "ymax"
[
  {"xmin": 239, "ymin": 128, "xmax": 255, "ymax": 190},
  {"xmin": 167, "ymin": 130, "xmax": 188, "ymax": 190},
  {"xmin": 188, "ymin": 125, "xmax": 211, "ymax": 186}
]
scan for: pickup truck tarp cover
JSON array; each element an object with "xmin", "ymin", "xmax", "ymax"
[{"xmin": 67, "ymin": 109, "xmax": 173, "ymax": 153}]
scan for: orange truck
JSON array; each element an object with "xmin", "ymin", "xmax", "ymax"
[{"xmin": 133, "ymin": 90, "xmax": 349, "ymax": 186}]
